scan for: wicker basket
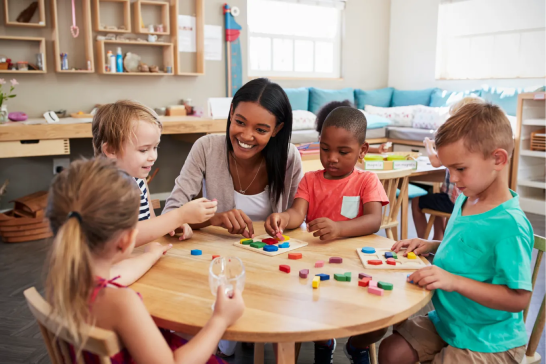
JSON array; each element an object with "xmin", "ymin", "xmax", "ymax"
[{"xmin": 530, "ymin": 128, "xmax": 545, "ymax": 151}]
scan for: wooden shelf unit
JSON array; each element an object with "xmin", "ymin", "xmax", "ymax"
[
  {"xmin": 511, "ymin": 92, "xmax": 546, "ymax": 215},
  {"xmin": 51, "ymin": 0, "xmax": 94, "ymax": 73},
  {"xmin": 92, "ymin": 0, "xmax": 131, "ymax": 33},
  {"xmin": 3, "ymin": 0, "xmax": 46, "ymax": 27},
  {"xmin": 134, "ymin": 0, "xmax": 170, "ymax": 35},
  {"xmin": 96, "ymin": 39, "xmax": 174, "ymax": 75},
  {"xmin": 171, "ymin": 0, "xmax": 204, "ymax": 76},
  {"xmin": 0, "ymin": 36, "xmax": 47, "ymax": 73}
]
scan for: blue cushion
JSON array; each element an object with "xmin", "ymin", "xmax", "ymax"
[
  {"xmin": 308, "ymin": 87, "xmax": 355, "ymax": 114},
  {"xmin": 284, "ymin": 87, "xmax": 309, "ymax": 111},
  {"xmin": 429, "ymin": 89, "xmax": 482, "ymax": 107},
  {"xmin": 480, "ymin": 86, "xmax": 544, "ymax": 116},
  {"xmin": 392, "ymin": 88, "xmax": 437, "ymax": 107},
  {"xmin": 363, "ymin": 113, "xmax": 391, "ymax": 129},
  {"xmin": 354, "ymin": 87, "xmax": 394, "ymax": 108},
  {"xmin": 396, "ymin": 184, "xmax": 428, "ymax": 199}
]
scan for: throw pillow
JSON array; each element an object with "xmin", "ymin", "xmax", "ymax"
[
  {"xmin": 391, "ymin": 88, "xmax": 437, "ymax": 107},
  {"xmin": 292, "ymin": 110, "xmax": 316, "ymax": 131},
  {"xmin": 412, "ymin": 106, "xmax": 450, "ymax": 130},
  {"xmin": 284, "ymin": 87, "xmax": 309, "ymax": 111},
  {"xmin": 364, "ymin": 105, "xmax": 421, "ymax": 127},
  {"xmin": 429, "ymin": 89, "xmax": 481, "ymax": 107},
  {"xmin": 308, "ymin": 87, "xmax": 355, "ymax": 114},
  {"xmin": 354, "ymin": 87, "xmax": 394, "ymax": 108}
]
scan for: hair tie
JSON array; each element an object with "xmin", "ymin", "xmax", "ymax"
[{"xmin": 67, "ymin": 211, "xmax": 82, "ymax": 223}]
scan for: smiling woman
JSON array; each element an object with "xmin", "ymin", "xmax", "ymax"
[{"xmin": 163, "ymin": 78, "xmax": 303, "ymax": 239}]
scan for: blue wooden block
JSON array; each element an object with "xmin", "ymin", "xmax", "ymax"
[
  {"xmin": 263, "ymin": 245, "xmax": 279, "ymax": 252},
  {"xmin": 385, "ymin": 252, "xmax": 393, "ymax": 259},
  {"xmin": 315, "ymin": 273, "xmax": 330, "ymax": 281},
  {"xmin": 362, "ymin": 247, "xmax": 375, "ymax": 254},
  {"xmin": 278, "ymin": 242, "xmax": 290, "ymax": 248},
  {"xmin": 191, "ymin": 249, "xmax": 202, "ymax": 256},
  {"xmin": 407, "ymin": 273, "xmax": 414, "ymax": 284}
]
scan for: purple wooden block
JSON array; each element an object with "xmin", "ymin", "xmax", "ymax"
[
  {"xmin": 299, "ymin": 269, "xmax": 309, "ymax": 278},
  {"xmin": 8, "ymin": 112, "xmax": 27, "ymax": 121},
  {"xmin": 329, "ymin": 257, "xmax": 343, "ymax": 264},
  {"xmin": 359, "ymin": 273, "xmax": 372, "ymax": 280}
]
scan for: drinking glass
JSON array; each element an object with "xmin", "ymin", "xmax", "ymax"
[{"xmin": 208, "ymin": 256, "xmax": 245, "ymax": 310}]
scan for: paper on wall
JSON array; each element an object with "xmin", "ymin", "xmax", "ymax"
[
  {"xmin": 178, "ymin": 15, "xmax": 196, "ymax": 52},
  {"xmin": 208, "ymin": 98, "xmax": 233, "ymax": 119},
  {"xmin": 205, "ymin": 25, "xmax": 222, "ymax": 61}
]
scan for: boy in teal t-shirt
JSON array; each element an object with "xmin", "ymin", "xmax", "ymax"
[{"xmin": 378, "ymin": 102, "xmax": 534, "ymax": 364}]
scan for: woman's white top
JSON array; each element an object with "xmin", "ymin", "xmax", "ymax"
[{"xmin": 233, "ymin": 188, "xmax": 273, "ymax": 221}]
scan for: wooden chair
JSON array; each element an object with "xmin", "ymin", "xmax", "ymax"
[
  {"xmin": 521, "ymin": 235, "xmax": 545, "ymax": 364},
  {"xmin": 151, "ymin": 199, "xmax": 161, "ymax": 210},
  {"xmin": 422, "ymin": 209, "xmax": 451, "ymax": 240},
  {"xmin": 24, "ymin": 287, "xmax": 123, "ymax": 363},
  {"xmin": 377, "ymin": 169, "xmax": 411, "ymax": 241}
]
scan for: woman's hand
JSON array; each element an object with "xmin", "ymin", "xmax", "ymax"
[{"xmin": 209, "ymin": 209, "xmax": 255, "ymax": 238}]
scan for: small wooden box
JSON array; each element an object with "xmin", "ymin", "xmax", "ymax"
[
  {"xmin": 166, "ymin": 106, "xmax": 187, "ymax": 116},
  {"xmin": 0, "ymin": 139, "xmax": 70, "ymax": 158},
  {"xmin": 530, "ymin": 128, "xmax": 545, "ymax": 151}
]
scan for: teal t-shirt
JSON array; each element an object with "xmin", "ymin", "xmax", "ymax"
[{"xmin": 428, "ymin": 190, "xmax": 534, "ymax": 353}]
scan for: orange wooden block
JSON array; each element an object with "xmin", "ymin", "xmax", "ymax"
[
  {"xmin": 212, "ymin": 255, "xmax": 220, "ymax": 260},
  {"xmin": 358, "ymin": 277, "xmax": 371, "ymax": 287},
  {"xmin": 367, "ymin": 260, "xmax": 383, "ymax": 265},
  {"xmin": 288, "ymin": 252, "xmax": 302, "ymax": 260}
]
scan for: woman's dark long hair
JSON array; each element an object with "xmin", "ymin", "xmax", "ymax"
[{"xmin": 226, "ymin": 78, "xmax": 292, "ymax": 205}]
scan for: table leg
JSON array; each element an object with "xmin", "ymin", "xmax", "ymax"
[
  {"xmin": 254, "ymin": 343, "xmax": 265, "ymax": 364},
  {"xmin": 401, "ymin": 190, "xmax": 409, "ymax": 240},
  {"xmin": 275, "ymin": 342, "xmax": 295, "ymax": 364}
]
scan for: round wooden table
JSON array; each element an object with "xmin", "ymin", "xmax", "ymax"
[{"xmin": 131, "ymin": 225, "xmax": 432, "ymax": 363}]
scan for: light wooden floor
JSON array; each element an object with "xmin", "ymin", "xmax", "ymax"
[{"xmin": 0, "ymin": 211, "xmax": 543, "ymax": 364}]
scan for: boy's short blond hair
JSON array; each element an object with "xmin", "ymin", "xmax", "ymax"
[
  {"xmin": 92, "ymin": 100, "xmax": 162, "ymax": 157},
  {"xmin": 435, "ymin": 101, "xmax": 514, "ymax": 157}
]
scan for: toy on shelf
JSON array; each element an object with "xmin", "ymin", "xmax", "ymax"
[{"xmin": 530, "ymin": 128, "xmax": 545, "ymax": 151}]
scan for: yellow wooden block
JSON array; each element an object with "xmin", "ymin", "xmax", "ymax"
[
  {"xmin": 312, "ymin": 276, "xmax": 320, "ymax": 289},
  {"xmin": 275, "ymin": 234, "xmax": 289, "ymax": 242},
  {"xmin": 407, "ymin": 252, "xmax": 416, "ymax": 259}
]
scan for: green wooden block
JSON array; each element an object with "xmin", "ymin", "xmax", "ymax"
[
  {"xmin": 241, "ymin": 239, "xmax": 253, "ymax": 245},
  {"xmin": 334, "ymin": 273, "xmax": 347, "ymax": 282},
  {"xmin": 392, "ymin": 252, "xmax": 398, "ymax": 259},
  {"xmin": 250, "ymin": 242, "xmax": 266, "ymax": 249},
  {"xmin": 378, "ymin": 281, "xmax": 393, "ymax": 290},
  {"xmin": 344, "ymin": 272, "xmax": 352, "ymax": 282}
]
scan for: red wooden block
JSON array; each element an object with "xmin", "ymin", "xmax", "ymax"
[
  {"xmin": 262, "ymin": 238, "xmax": 278, "ymax": 245},
  {"xmin": 288, "ymin": 252, "xmax": 302, "ymax": 260},
  {"xmin": 329, "ymin": 257, "xmax": 343, "ymax": 263},
  {"xmin": 212, "ymin": 255, "xmax": 220, "ymax": 260},
  {"xmin": 299, "ymin": 269, "xmax": 309, "ymax": 278},
  {"xmin": 279, "ymin": 264, "xmax": 291, "ymax": 273},
  {"xmin": 358, "ymin": 277, "xmax": 371, "ymax": 287},
  {"xmin": 367, "ymin": 260, "xmax": 383, "ymax": 265},
  {"xmin": 359, "ymin": 273, "xmax": 372, "ymax": 280},
  {"xmin": 386, "ymin": 258, "xmax": 396, "ymax": 265}
]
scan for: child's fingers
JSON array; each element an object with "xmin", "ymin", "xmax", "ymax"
[
  {"xmin": 169, "ymin": 230, "xmax": 175, "ymax": 236},
  {"xmin": 319, "ymin": 233, "xmax": 334, "ymax": 241},
  {"xmin": 312, "ymin": 228, "xmax": 327, "ymax": 237},
  {"xmin": 240, "ymin": 211, "xmax": 254, "ymax": 237},
  {"xmin": 163, "ymin": 244, "xmax": 173, "ymax": 254}
]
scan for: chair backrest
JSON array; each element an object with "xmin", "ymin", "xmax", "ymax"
[
  {"xmin": 523, "ymin": 235, "xmax": 545, "ymax": 358},
  {"xmin": 375, "ymin": 168, "xmax": 412, "ymax": 228},
  {"xmin": 151, "ymin": 199, "xmax": 161, "ymax": 210},
  {"xmin": 24, "ymin": 287, "xmax": 123, "ymax": 364}
]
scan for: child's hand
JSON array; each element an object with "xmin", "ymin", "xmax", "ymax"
[
  {"xmin": 423, "ymin": 137, "xmax": 436, "ymax": 157},
  {"xmin": 307, "ymin": 218, "xmax": 341, "ymax": 240},
  {"xmin": 180, "ymin": 198, "xmax": 217, "ymax": 224},
  {"xmin": 144, "ymin": 242, "xmax": 172, "ymax": 259},
  {"xmin": 168, "ymin": 223, "xmax": 193, "ymax": 240},
  {"xmin": 408, "ymin": 266, "xmax": 459, "ymax": 292},
  {"xmin": 213, "ymin": 285, "xmax": 245, "ymax": 327},
  {"xmin": 391, "ymin": 238, "xmax": 436, "ymax": 256},
  {"xmin": 265, "ymin": 213, "xmax": 288, "ymax": 237},
  {"xmin": 378, "ymin": 143, "xmax": 389, "ymax": 153},
  {"xmin": 209, "ymin": 209, "xmax": 254, "ymax": 238}
]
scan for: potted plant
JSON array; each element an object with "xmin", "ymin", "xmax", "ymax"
[{"xmin": 0, "ymin": 79, "xmax": 18, "ymax": 124}]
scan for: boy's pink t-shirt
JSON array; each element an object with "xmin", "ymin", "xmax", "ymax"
[{"xmin": 294, "ymin": 169, "xmax": 389, "ymax": 223}]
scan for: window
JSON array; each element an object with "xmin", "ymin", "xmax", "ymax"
[
  {"xmin": 247, "ymin": 0, "xmax": 343, "ymax": 78},
  {"xmin": 435, "ymin": 0, "xmax": 545, "ymax": 80}
]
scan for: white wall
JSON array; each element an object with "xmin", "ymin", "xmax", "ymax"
[{"xmin": 388, "ymin": 0, "xmax": 545, "ymax": 90}]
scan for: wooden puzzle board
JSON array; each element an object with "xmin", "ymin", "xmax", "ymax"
[
  {"xmin": 232, "ymin": 234, "xmax": 308, "ymax": 256},
  {"xmin": 356, "ymin": 248, "xmax": 430, "ymax": 270}
]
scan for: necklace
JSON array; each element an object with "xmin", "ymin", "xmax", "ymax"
[{"xmin": 233, "ymin": 155, "xmax": 263, "ymax": 194}]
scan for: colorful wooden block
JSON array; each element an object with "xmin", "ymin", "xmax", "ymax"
[
  {"xmin": 288, "ymin": 252, "xmax": 302, "ymax": 260},
  {"xmin": 278, "ymin": 242, "xmax": 290, "ymax": 248},
  {"xmin": 367, "ymin": 260, "xmax": 383, "ymax": 265},
  {"xmin": 358, "ymin": 273, "xmax": 372, "ymax": 280},
  {"xmin": 407, "ymin": 252, "xmax": 417, "ymax": 259},
  {"xmin": 262, "ymin": 238, "xmax": 278, "ymax": 245},
  {"xmin": 299, "ymin": 269, "xmax": 309, "ymax": 278},
  {"xmin": 378, "ymin": 281, "xmax": 393, "ymax": 290},
  {"xmin": 190, "ymin": 249, "xmax": 202, "ymax": 255},
  {"xmin": 279, "ymin": 264, "xmax": 290, "ymax": 273},
  {"xmin": 312, "ymin": 276, "xmax": 320, "ymax": 288},
  {"xmin": 392, "ymin": 252, "xmax": 398, "ymax": 259},
  {"xmin": 250, "ymin": 242, "xmax": 267, "ymax": 249},
  {"xmin": 334, "ymin": 273, "xmax": 347, "ymax": 282},
  {"xmin": 358, "ymin": 277, "xmax": 371, "ymax": 287},
  {"xmin": 263, "ymin": 245, "xmax": 279, "ymax": 252},
  {"xmin": 344, "ymin": 272, "xmax": 352, "ymax": 282},
  {"xmin": 315, "ymin": 273, "xmax": 330, "ymax": 281},
  {"xmin": 329, "ymin": 257, "xmax": 343, "ymax": 263},
  {"xmin": 315, "ymin": 261, "xmax": 324, "ymax": 268},
  {"xmin": 386, "ymin": 258, "xmax": 396, "ymax": 266},
  {"xmin": 369, "ymin": 280, "xmax": 378, "ymax": 288},
  {"xmin": 275, "ymin": 234, "xmax": 289, "ymax": 241},
  {"xmin": 385, "ymin": 252, "xmax": 393, "ymax": 259},
  {"xmin": 212, "ymin": 255, "xmax": 220, "ymax": 260},
  {"xmin": 362, "ymin": 247, "xmax": 376, "ymax": 254},
  {"xmin": 240, "ymin": 239, "xmax": 253, "ymax": 245},
  {"xmin": 407, "ymin": 273, "xmax": 414, "ymax": 284},
  {"xmin": 368, "ymin": 286, "xmax": 384, "ymax": 296}
]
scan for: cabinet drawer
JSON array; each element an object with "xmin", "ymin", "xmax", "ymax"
[{"xmin": 0, "ymin": 139, "xmax": 70, "ymax": 158}]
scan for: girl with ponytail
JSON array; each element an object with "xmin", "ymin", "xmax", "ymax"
[{"xmin": 45, "ymin": 158, "xmax": 244, "ymax": 363}]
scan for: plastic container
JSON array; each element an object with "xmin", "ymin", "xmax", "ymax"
[
  {"xmin": 17, "ymin": 61, "xmax": 28, "ymax": 71},
  {"xmin": 116, "ymin": 47, "xmax": 123, "ymax": 73},
  {"xmin": 386, "ymin": 155, "xmax": 407, "ymax": 161},
  {"xmin": 364, "ymin": 154, "xmax": 384, "ymax": 161}
]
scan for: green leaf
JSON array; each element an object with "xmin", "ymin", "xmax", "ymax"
[{"xmin": 8, "ymin": 95, "xmax": 16, "ymax": 98}]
